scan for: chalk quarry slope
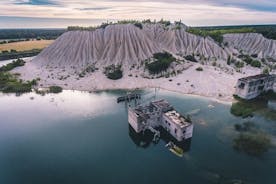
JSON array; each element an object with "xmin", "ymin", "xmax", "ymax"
[
  {"xmin": 33, "ymin": 23, "xmax": 230, "ymax": 68},
  {"xmin": 224, "ymin": 33, "xmax": 276, "ymax": 58}
]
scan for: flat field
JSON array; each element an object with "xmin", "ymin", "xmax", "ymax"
[{"xmin": 0, "ymin": 40, "xmax": 54, "ymax": 52}]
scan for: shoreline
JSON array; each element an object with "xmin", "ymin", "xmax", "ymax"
[{"xmin": 11, "ymin": 59, "xmax": 262, "ymax": 105}]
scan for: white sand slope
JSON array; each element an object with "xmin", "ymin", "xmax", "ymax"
[
  {"xmin": 33, "ymin": 23, "xmax": 230, "ymax": 69},
  {"xmin": 224, "ymin": 33, "xmax": 276, "ymax": 58},
  {"xmin": 13, "ymin": 23, "xmax": 276, "ymax": 102}
]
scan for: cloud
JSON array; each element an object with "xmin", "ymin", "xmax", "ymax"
[
  {"xmin": 1, "ymin": 0, "xmax": 276, "ymax": 28},
  {"xmin": 14, "ymin": 0, "xmax": 58, "ymax": 5}
]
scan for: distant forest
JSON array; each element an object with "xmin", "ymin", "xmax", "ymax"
[
  {"xmin": 188, "ymin": 25, "xmax": 276, "ymax": 43},
  {"xmin": 0, "ymin": 29, "xmax": 65, "ymax": 40}
]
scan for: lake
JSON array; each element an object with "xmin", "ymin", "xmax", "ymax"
[{"xmin": 0, "ymin": 89, "xmax": 275, "ymax": 184}]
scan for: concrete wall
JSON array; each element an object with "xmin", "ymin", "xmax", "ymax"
[
  {"xmin": 162, "ymin": 114, "xmax": 184, "ymax": 142},
  {"xmin": 128, "ymin": 108, "xmax": 143, "ymax": 133}
]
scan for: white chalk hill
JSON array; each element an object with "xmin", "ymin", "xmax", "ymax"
[{"xmin": 33, "ymin": 23, "xmax": 276, "ymax": 69}]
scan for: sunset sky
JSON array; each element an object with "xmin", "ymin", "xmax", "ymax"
[{"xmin": 1, "ymin": 0, "xmax": 276, "ymax": 28}]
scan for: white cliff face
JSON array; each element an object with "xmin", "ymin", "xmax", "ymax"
[
  {"xmin": 32, "ymin": 23, "xmax": 233, "ymax": 69},
  {"xmin": 224, "ymin": 33, "xmax": 276, "ymax": 58}
]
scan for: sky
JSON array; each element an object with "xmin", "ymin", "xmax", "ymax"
[{"xmin": 0, "ymin": 0, "xmax": 276, "ymax": 28}]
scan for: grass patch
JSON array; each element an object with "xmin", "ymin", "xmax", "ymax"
[
  {"xmin": 0, "ymin": 40, "xmax": 54, "ymax": 52},
  {"xmin": 146, "ymin": 52, "xmax": 176, "ymax": 74}
]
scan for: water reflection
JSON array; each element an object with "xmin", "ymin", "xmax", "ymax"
[{"xmin": 128, "ymin": 125, "xmax": 191, "ymax": 152}]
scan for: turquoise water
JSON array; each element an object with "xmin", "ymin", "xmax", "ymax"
[{"xmin": 0, "ymin": 89, "xmax": 275, "ymax": 184}]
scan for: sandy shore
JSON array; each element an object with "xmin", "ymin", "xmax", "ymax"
[{"xmin": 12, "ymin": 60, "xmax": 263, "ymax": 103}]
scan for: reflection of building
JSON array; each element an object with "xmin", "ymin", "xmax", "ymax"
[
  {"xmin": 128, "ymin": 99, "xmax": 193, "ymax": 142},
  {"xmin": 128, "ymin": 125, "xmax": 191, "ymax": 151},
  {"xmin": 235, "ymin": 74, "xmax": 276, "ymax": 100}
]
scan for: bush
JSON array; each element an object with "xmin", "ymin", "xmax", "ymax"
[
  {"xmin": 250, "ymin": 60, "xmax": 261, "ymax": 68},
  {"xmin": 0, "ymin": 59, "xmax": 25, "ymax": 72},
  {"xmin": 196, "ymin": 67, "xmax": 203, "ymax": 71},
  {"xmin": 0, "ymin": 72, "xmax": 32, "ymax": 93},
  {"xmin": 235, "ymin": 61, "xmax": 244, "ymax": 68},
  {"xmin": 262, "ymin": 67, "xmax": 270, "ymax": 74},
  {"xmin": 146, "ymin": 52, "xmax": 176, "ymax": 74},
  {"xmin": 134, "ymin": 23, "xmax": 143, "ymax": 29},
  {"xmin": 184, "ymin": 55, "xmax": 198, "ymax": 62},
  {"xmin": 104, "ymin": 65, "xmax": 123, "ymax": 80},
  {"xmin": 49, "ymin": 86, "xmax": 63, "ymax": 93}
]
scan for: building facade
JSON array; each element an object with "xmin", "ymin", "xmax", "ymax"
[
  {"xmin": 128, "ymin": 99, "xmax": 193, "ymax": 142},
  {"xmin": 235, "ymin": 74, "xmax": 276, "ymax": 100}
]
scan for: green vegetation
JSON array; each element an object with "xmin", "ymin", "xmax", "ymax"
[
  {"xmin": 230, "ymin": 102, "xmax": 254, "ymax": 118},
  {"xmin": 78, "ymin": 65, "xmax": 97, "ymax": 78},
  {"xmin": 49, "ymin": 86, "xmax": 63, "ymax": 93},
  {"xmin": 0, "ymin": 59, "xmax": 25, "ymax": 72},
  {"xmin": 184, "ymin": 55, "xmax": 198, "ymax": 62},
  {"xmin": 146, "ymin": 52, "xmax": 176, "ymax": 74},
  {"xmin": 234, "ymin": 61, "xmax": 244, "ymax": 68},
  {"xmin": 195, "ymin": 67, "xmax": 203, "ymax": 71},
  {"xmin": 0, "ymin": 72, "xmax": 33, "ymax": 93},
  {"xmin": 187, "ymin": 27, "xmax": 254, "ymax": 44},
  {"xmin": 233, "ymin": 121, "xmax": 272, "ymax": 156},
  {"xmin": 0, "ymin": 58, "xmax": 37, "ymax": 93},
  {"xmin": 0, "ymin": 49, "xmax": 42, "ymax": 61},
  {"xmin": 104, "ymin": 65, "xmax": 123, "ymax": 80},
  {"xmin": 234, "ymin": 121, "xmax": 256, "ymax": 132},
  {"xmin": 250, "ymin": 60, "xmax": 261, "ymax": 68},
  {"xmin": 233, "ymin": 132, "xmax": 271, "ymax": 156},
  {"xmin": 158, "ymin": 19, "xmax": 171, "ymax": 27},
  {"xmin": 0, "ymin": 29, "xmax": 64, "ymax": 40},
  {"xmin": 262, "ymin": 67, "xmax": 270, "ymax": 74},
  {"xmin": 67, "ymin": 19, "xmax": 175, "ymax": 32},
  {"xmin": 238, "ymin": 54, "xmax": 261, "ymax": 68},
  {"xmin": 187, "ymin": 25, "xmax": 276, "ymax": 42},
  {"xmin": 231, "ymin": 92, "xmax": 276, "ymax": 119}
]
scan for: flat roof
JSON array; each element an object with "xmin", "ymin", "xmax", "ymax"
[
  {"xmin": 239, "ymin": 74, "xmax": 275, "ymax": 82},
  {"xmin": 164, "ymin": 110, "xmax": 191, "ymax": 128},
  {"xmin": 151, "ymin": 99, "xmax": 172, "ymax": 109}
]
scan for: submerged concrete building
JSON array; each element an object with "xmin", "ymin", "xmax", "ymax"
[
  {"xmin": 128, "ymin": 99, "xmax": 193, "ymax": 142},
  {"xmin": 235, "ymin": 74, "xmax": 276, "ymax": 100}
]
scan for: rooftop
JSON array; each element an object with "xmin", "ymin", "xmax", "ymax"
[
  {"xmin": 239, "ymin": 74, "xmax": 275, "ymax": 82},
  {"xmin": 151, "ymin": 99, "xmax": 173, "ymax": 110},
  {"xmin": 164, "ymin": 110, "xmax": 191, "ymax": 128}
]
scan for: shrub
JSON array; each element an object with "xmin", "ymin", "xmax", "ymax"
[
  {"xmin": 235, "ymin": 61, "xmax": 244, "ymax": 68},
  {"xmin": 146, "ymin": 52, "xmax": 176, "ymax": 74},
  {"xmin": 134, "ymin": 22, "xmax": 143, "ymax": 29},
  {"xmin": 196, "ymin": 67, "xmax": 203, "ymax": 71},
  {"xmin": 0, "ymin": 72, "xmax": 32, "ymax": 93},
  {"xmin": 0, "ymin": 59, "xmax": 25, "ymax": 72},
  {"xmin": 262, "ymin": 67, "xmax": 270, "ymax": 74},
  {"xmin": 104, "ymin": 65, "xmax": 123, "ymax": 80},
  {"xmin": 49, "ymin": 86, "xmax": 63, "ymax": 93},
  {"xmin": 212, "ymin": 62, "xmax": 217, "ymax": 66},
  {"xmin": 250, "ymin": 60, "xmax": 261, "ymax": 68},
  {"xmin": 184, "ymin": 55, "xmax": 198, "ymax": 63}
]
